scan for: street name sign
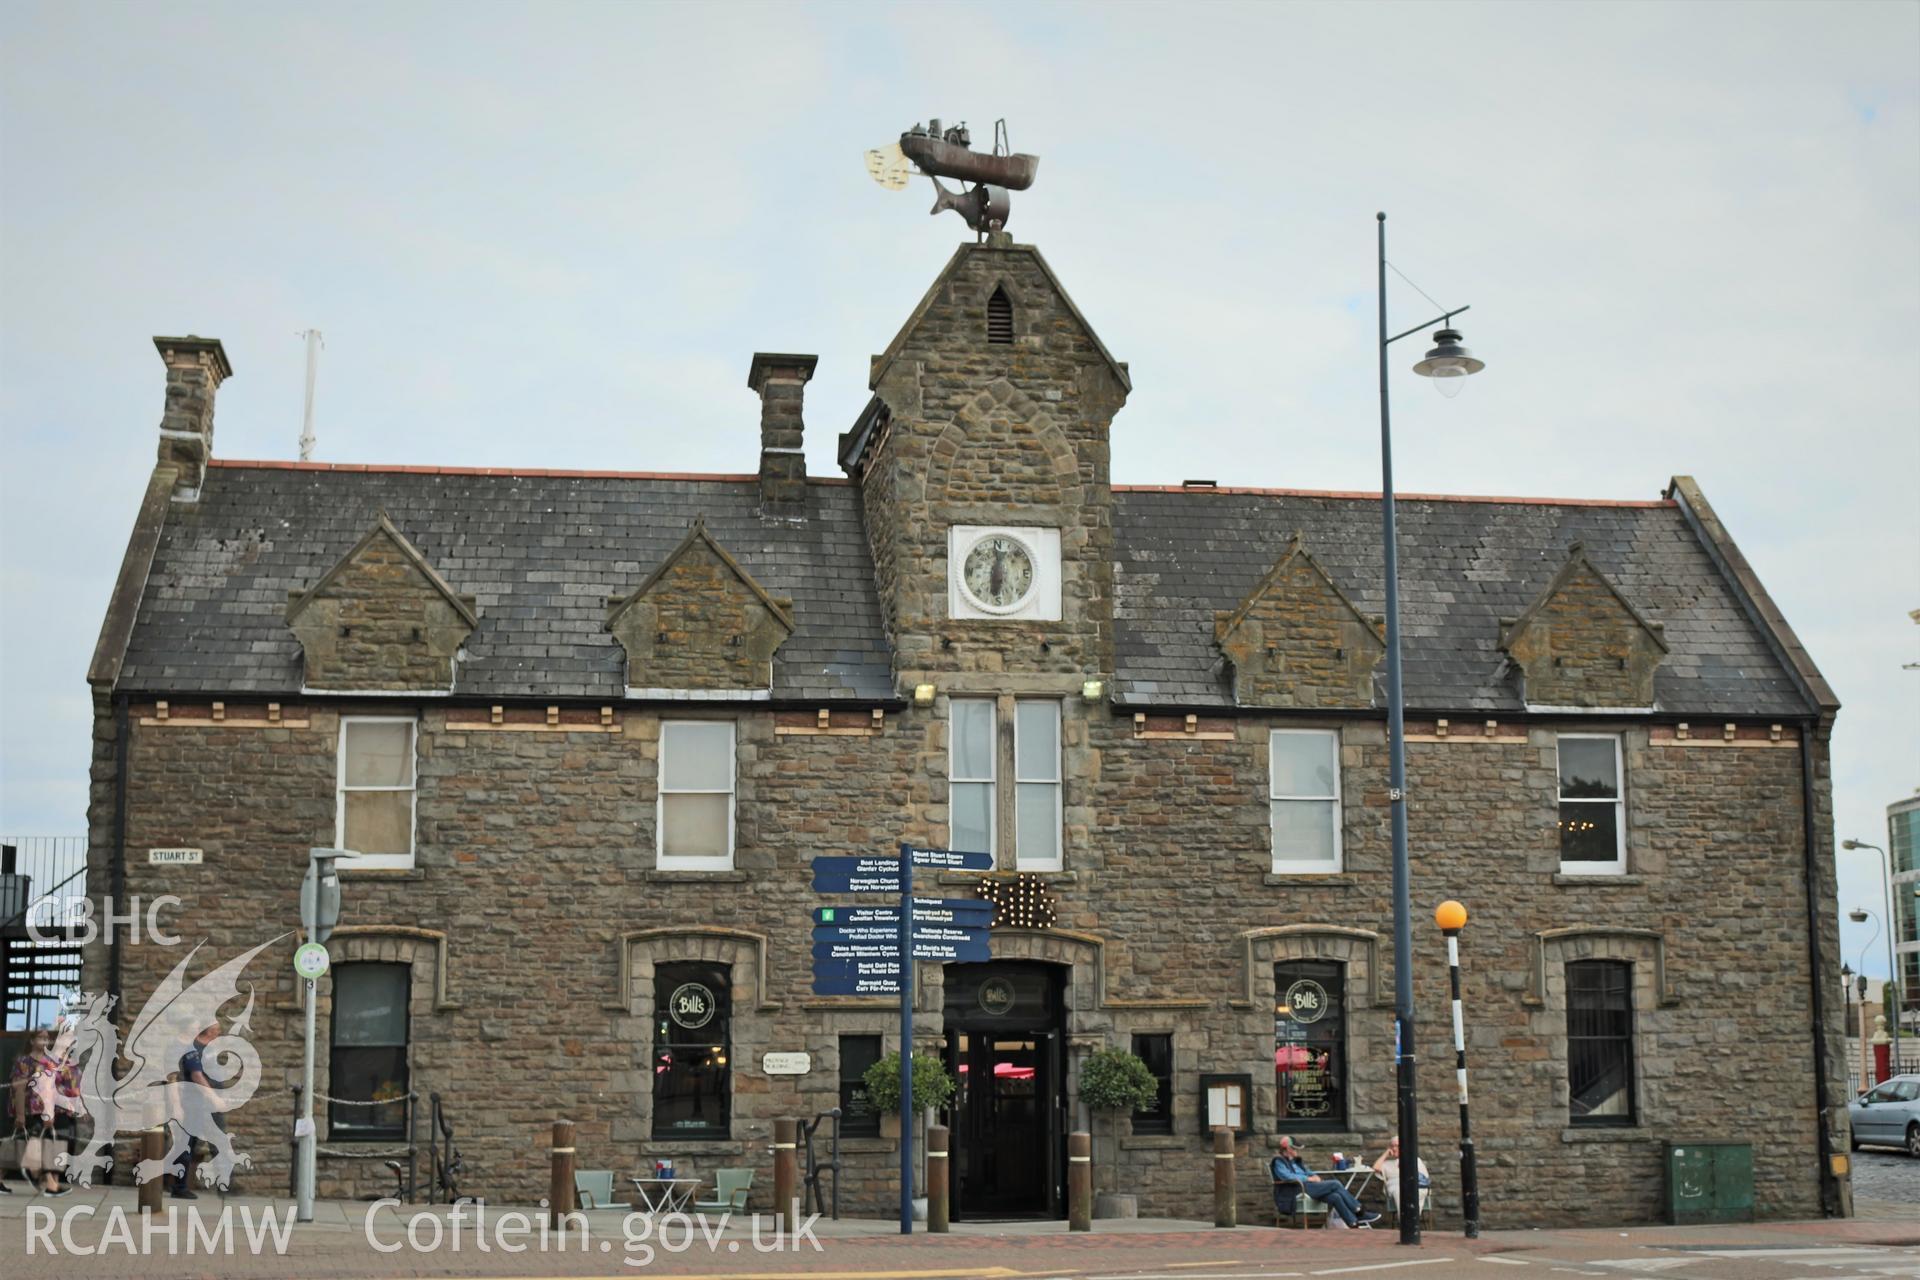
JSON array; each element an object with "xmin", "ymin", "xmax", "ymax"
[
  {"xmin": 811, "ymin": 856, "xmax": 903, "ymax": 895},
  {"xmin": 904, "ymin": 846, "xmax": 994, "ymax": 872},
  {"xmin": 813, "ymin": 898, "xmax": 992, "ymax": 926},
  {"xmin": 810, "ymin": 974, "xmax": 902, "ymax": 997},
  {"xmin": 810, "ymin": 956, "xmax": 905, "ymax": 980}
]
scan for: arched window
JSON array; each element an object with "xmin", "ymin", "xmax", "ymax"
[
  {"xmin": 987, "ymin": 286, "xmax": 1014, "ymax": 344},
  {"xmin": 330, "ymin": 962, "xmax": 411, "ymax": 1139},
  {"xmin": 653, "ymin": 961, "xmax": 731, "ymax": 1139}
]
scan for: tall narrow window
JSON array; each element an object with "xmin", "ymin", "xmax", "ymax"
[
  {"xmin": 653, "ymin": 962, "xmax": 731, "ymax": 1139},
  {"xmin": 1270, "ymin": 730, "xmax": 1341, "ymax": 873},
  {"xmin": 950, "ymin": 699, "xmax": 996, "ymax": 860},
  {"xmin": 1131, "ymin": 1033, "xmax": 1174, "ymax": 1135},
  {"xmin": 1274, "ymin": 960, "xmax": 1347, "ymax": 1129},
  {"xmin": 1567, "ymin": 960, "xmax": 1635, "ymax": 1125},
  {"xmin": 838, "ymin": 1034, "xmax": 883, "ymax": 1138},
  {"xmin": 659, "ymin": 721, "xmax": 735, "ymax": 870},
  {"xmin": 987, "ymin": 285, "xmax": 1014, "ymax": 344},
  {"xmin": 1014, "ymin": 700, "xmax": 1062, "ymax": 870},
  {"xmin": 337, "ymin": 718, "xmax": 417, "ymax": 870},
  {"xmin": 1557, "ymin": 734, "xmax": 1625, "ymax": 874},
  {"xmin": 329, "ymin": 963, "xmax": 410, "ymax": 1140}
]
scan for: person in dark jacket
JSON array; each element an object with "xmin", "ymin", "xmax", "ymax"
[{"xmin": 1271, "ymin": 1135, "xmax": 1379, "ymax": 1227}]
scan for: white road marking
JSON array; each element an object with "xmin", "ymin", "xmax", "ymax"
[
  {"xmin": 1089, "ymin": 1273, "xmax": 1304, "ymax": 1280},
  {"xmin": 1309, "ymin": 1262, "xmax": 1453, "ymax": 1277},
  {"xmin": 1678, "ymin": 1248, "xmax": 1892, "ymax": 1259},
  {"xmin": 1480, "ymin": 1259, "xmax": 1532, "ymax": 1268}
]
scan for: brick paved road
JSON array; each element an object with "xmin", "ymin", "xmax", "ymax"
[{"xmin": 1852, "ymin": 1146, "xmax": 1920, "ymax": 1204}]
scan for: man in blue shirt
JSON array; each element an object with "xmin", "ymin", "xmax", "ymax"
[{"xmin": 1271, "ymin": 1135, "xmax": 1379, "ymax": 1227}]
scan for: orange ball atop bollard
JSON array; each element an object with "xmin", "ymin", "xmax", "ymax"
[{"xmin": 1435, "ymin": 899, "xmax": 1467, "ymax": 933}]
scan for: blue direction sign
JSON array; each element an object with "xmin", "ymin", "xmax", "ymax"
[
  {"xmin": 814, "ymin": 942, "xmax": 903, "ymax": 961},
  {"xmin": 909, "ymin": 939, "xmax": 992, "ymax": 962},
  {"xmin": 814, "ymin": 923, "xmax": 990, "ymax": 947},
  {"xmin": 905, "ymin": 845, "xmax": 994, "ymax": 872},
  {"xmin": 811, "ymin": 856, "xmax": 903, "ymax": 895},
  {"xmin": 811, "ymin": 974, "xmax": 901, "ymax": 997},
  {"xmin": 813, "ymin": 898, "xmax": 992, "ymax": 926},
  {"xmin": 811, "ymin": 956, "xmax": 905, "ymax": 980}
]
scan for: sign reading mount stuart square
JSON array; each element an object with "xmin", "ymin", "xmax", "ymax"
[{"xmin": 904, "ymin": 845, "xmax": 994, "ymax": 872}]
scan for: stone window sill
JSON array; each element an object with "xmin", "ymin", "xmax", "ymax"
[
  {"xmin": 639, "ymin": 1139, "xmax": 748, "ymax": 1157},
  {"xmin": 1265, "ymin": 874, "xmax": 1357, "ymax": 888},
  {"xmin": 1119, "ymin": 1135, "xmax": 1186, "ymax": 1150},
  {"xmin": 1553, "ymin": 874, "xmax": 1645, "ymax": 887},
  {"xmin": 937, "ymin": 871, "xmax": 1079, "ymax": 885},
  {"xmin": 1560, "ymin": 1126, "xmax": 1650, "ymax": 1143},
  {"xmin": 645, "ymin": 870, "xmax": 751, "ymax": 883},
  {"xmin": 338, "ymin": 868, "xmax": 426, "ymax": 882},
  {"xmin": 835, "ymin": 1137, "xmax": 897, "ymax": 1154}
]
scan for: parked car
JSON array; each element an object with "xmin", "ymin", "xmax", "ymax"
[{"xmin": 1849, "ymin": 1074, "xmax": 1920, "ymax": 1156}]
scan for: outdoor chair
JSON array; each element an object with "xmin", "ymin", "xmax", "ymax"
[
  {"xmin": 1272, "ymin": 1177, "xmax": 1329, "ymax": 1229},
  {"xmin": 694, "ymin": 1168, "xmax": 754, "ymax": 1213},
  {"xmin": 575, "ymin": 1169, "xmax": 617, "ymax": 1211},
  {"xmin": 1388, "ymin": 1184, "xmax": 1434, "ymax": 1230}
]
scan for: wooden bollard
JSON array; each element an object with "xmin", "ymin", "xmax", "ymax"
[
  {"xmin": 1212, "ymin": 1126, "xmax": 1236, "ymax": 1228},
  {"xmin": 773, "ymin": 1118, "xmax": 799, "ymax": 1232},
  {"xmin": 926, "ymin": 1125, "xmax": 950, "ymax": 1232},
  {"xmin": 1068, "ymin": 1130, "xmax": 1092, "ymax": 1231},
  {"xmin": 548, "ymin": 1119, "xmax": 575, "ymax": 1229},
  {"xmin": 138, "ymin": 1128, "xmax": 165, "ymax": 1214}
]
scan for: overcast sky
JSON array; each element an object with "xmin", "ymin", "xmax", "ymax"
[{"xmin": 2, "ymin": 2, "xmax": 1915, "ymax": 977}]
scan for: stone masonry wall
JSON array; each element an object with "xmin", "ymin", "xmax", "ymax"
[
  {"xmin": 1215, "ymin": 548, "xmax": 1385, "ymax": 709},
  {"xmin": 1505, "ymin": 562, "xmax": 1666, "ymax": 708},
  {"xmin": 609, "ymin": 537, "xmax": 792, "ymax": 692},
  {"xmin": 85, "ymin": 697, "xmax": 1845, "ymax": 1228},
  {"xmin": 287, "ymin": 534, "xmax": 474, "ymax": 691}
]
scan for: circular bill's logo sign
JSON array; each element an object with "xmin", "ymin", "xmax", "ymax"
[
  {"xmin": 293, "ymin": 942, "xmax": 331, "ymax": 980},
  {"xmin": 669, "ymin": 982, "xmax": 717, "ymax": 1029},
  {"xmin": 1284, "ymin": 978, "xmax": 1330, "ymax": 1024},
  {"xmin": 978, "ymin": 977, "xmax": 1017, "ymax": 1016}
]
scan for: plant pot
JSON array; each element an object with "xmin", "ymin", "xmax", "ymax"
[
  {"xmin": 880, "ymin": 1111, "xmax": 901, "ymax": 1139},
  {"xmin": 1094, "ymin": 1192, "xmax": 1138, "ymax": 1219}
]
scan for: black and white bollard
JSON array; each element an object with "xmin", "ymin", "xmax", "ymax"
[{"xmin": 1436, "ymin": 900, "xmax": 1479, "ymax": 1238}]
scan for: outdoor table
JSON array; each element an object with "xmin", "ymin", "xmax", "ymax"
[
  {"xmin": 628, "ymin": 1176, "xmax": 702, "ymax": 1215},
  {"xmin": 1315, "ymin": 1165, "xmax": 1377, "ymax": 1203}
]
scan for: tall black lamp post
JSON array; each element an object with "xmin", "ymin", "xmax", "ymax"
[
  {"xmin": 1842, "ymin": 838, "xmax": 1901, "ymax": 1067},
  {"xmin": 1376, "ymin": 212, "xmax": 1485, "ymax": 1245}
]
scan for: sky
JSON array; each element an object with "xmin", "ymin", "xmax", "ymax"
[{"xmin": 2, "ymin": 2, "xmax": 1916, "ymax": 977}]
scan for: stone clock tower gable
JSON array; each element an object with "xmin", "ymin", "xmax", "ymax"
[{"xmin": 841, "ymin": 236, "xmax": 1131, "ymax": 683}]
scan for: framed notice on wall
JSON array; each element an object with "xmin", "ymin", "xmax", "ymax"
[{"xmin": 1199, "ymin": 1072, "xmax": 1253, "ymax": 1138}]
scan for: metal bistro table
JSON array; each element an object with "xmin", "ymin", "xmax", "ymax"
[
  {"xmin": 628, "ymin": 1176, "xmax": 702, "ymax": 1216},
  {"xmin": 1320, "ymin": 1165, "xmax": 1379, "ymax": 1214}
]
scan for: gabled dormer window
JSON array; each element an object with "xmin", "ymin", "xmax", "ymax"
[{"xmin": 987, "ymin": 285, "xmax": 1014, "ymax": 344}]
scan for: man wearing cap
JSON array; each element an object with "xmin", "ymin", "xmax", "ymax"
[{"xmin": 1271, "ymin": 1135, "xmax": 1379, "ymax": 1227}]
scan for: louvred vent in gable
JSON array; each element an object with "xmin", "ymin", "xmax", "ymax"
[{"xmin": 987, "ymin": 286, "xmax": 1014, "ymax": 344}]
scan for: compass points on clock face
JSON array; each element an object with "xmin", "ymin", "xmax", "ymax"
[{"xmin": 962, "ymin": 534, "xmax": 1035, "ymax": 611}]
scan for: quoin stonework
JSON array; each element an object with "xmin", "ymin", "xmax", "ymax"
[{"xmin": 83, "ymin": 235, "xmax": 1851, "ymax": 1227}]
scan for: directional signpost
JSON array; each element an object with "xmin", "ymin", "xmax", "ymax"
[{"xmin": 809, "ymin": 843, "xmax": 993, "ymax": 1233}]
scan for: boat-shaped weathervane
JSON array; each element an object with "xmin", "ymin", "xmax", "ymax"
[{"xmin": 865, "ymin": 119, "xmax": 1039, "ymax": 237}]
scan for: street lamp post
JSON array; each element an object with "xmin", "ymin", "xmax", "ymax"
[
  {"xmin": 1843, "ymin": 838, "xmax": 1900, "ymax": 1067},
  {"xmin": 1376, "ymin": 211, "xmax": 1485, "ymax": 1246},
  {"xmin": 1850, "ymin": 907, "xmax": 1884, "ymax": 1087},
  {"xmin": 1434, "ymin": 900, "xmax": 1478, "ymax": 1238}
]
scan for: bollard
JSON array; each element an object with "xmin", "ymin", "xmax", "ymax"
[
  {"xmin": 926, "ymin": 1124, "xmax": 950, "ymax": 1232},
  {"xmin": 1212, "ymin": 1126, "xmax": 1236, "ymax": 1228},
  {"xmin": 548, "ymin": 1119, "xmax": 575, "ymax": 1229},
  {"xmin": 139, "ymin": 1127, "xmax": 165, "ymax": 1215},
  {"xmin": 1068, "ymin": 1130, "xmax": 1092, "ymax": 1231},
  {"xmin": 773, "ymin": 1117, "xmax": 799, "ymax": 1233}
]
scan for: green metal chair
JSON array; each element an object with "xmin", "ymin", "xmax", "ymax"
[
  {"xmin": 574, "ymin": 1169, "xmax": 616, "ymax": 1210},
  {"xmin": 694, "ymin": 1168, "xmax": 754, "ymax": 1213}
]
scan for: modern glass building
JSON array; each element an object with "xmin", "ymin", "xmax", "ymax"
[{"xmin": 1893, "ymin": 793, "xmax": 1919, "ymax": 1029}]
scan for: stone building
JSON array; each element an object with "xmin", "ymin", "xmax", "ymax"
[{"xmin": 82, "ymin": 235, "xmax": 1853, "ymax": 1227}]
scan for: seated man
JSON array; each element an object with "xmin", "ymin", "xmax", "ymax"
[
  {"xmin": 1370, "ymin": 1134, "xmax": 1430, "ymax": 1217},
  {"xmin": 1271, "ymin": 1135, "xmax": 1380, "ymax": 1228}
]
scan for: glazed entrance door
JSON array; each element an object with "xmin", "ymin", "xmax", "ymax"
[{"xmin": 943, "ymin": 963, "xmax": 1065, "ymax": 1219}]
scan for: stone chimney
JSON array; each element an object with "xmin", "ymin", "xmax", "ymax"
[
  {"xmin": 154, "ymin": 335, "xmax": 233, "ymax": 500},
  {"xmin": 747, "ymin": 352, "xmax": 817, "ymax": 519}
]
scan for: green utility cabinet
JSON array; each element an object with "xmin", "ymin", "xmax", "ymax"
[{"xmin": 1665, "ymin": 1141, "xmax": 1754, "ymax": 1224}]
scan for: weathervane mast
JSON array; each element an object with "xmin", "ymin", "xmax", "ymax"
[{"xmin": 865, "ymin": 118, "xmax": 1040, "ymax": 238}]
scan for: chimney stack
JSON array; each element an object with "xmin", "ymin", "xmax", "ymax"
[
  {"xmin": 748, "ymin": 352, "xmax": 817, "ymax": 519},
  {"xmin": 154, "ymin": 335, "xmax": 233, "ymax": 500}
]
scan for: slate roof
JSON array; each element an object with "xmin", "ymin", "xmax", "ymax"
[
  {"xmin": 117, "ymin": 465, "xmax": 1814, "ymax": 718},
  {"xmin": 1112, "ymin": 488, "xmax": 1812, "ymax": 717},
  {"xmin": 118, "ymin": 464, "xmax": 895, "ymax": 701}
]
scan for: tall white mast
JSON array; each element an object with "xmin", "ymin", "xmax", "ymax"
[{"xmin": 297, "ymin": 329, "xmax": 323, "ymax": 461}]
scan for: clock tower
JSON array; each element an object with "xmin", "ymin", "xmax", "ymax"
[{"xmin": 838, "ymin": 235, "xmax": 1130, "ymax": 689}]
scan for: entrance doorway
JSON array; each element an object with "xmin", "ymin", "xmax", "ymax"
[{"xmin": 942, "ymin": 962, "xmax": 1066, "ymax": 1219}]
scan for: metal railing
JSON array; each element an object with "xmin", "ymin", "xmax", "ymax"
[{"xmin": 2, "ymin": 838, "xmax": 90, "ymax": 1032}]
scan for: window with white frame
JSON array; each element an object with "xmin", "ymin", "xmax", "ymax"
[
  {"xmin": 1269, "ymin": 729, "xmax": 1341, "ymax": 873},
  {"xmin": 1014, "ymin": 699, "xmax": 1062, "ymax": 870},
  {"xmin": 337, "ymin": 717, "xmax": 417, "ymax": 870},
  {"xmin": 1557, "ymin": 734, "xmax": 1625, "ymax": 874},
  {"xmin": 949, "ymin": 699, "xmax": 996, "ymax": 860},
  {"xmin": 658, "ymin": 721, "xmax": 736, "ymax": 870}
]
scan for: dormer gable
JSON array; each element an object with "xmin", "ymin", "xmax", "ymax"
[
  {"xmin": 285, "ymin": 512, "xmax": 477, "ymax": 691},
  {"xmin": 606, "ymin": 517, "xmax": 795, "ymax": 694},
  {"xmin": 1500, "ymin": 543, "xmax": 1669, "ymax": 708},
  {"xmin": 1214, "ymin": 534, "xmax": 1385, "ymax": 708}
]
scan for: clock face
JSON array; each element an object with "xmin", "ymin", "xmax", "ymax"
[{"xmin": 962, "ymin": 535, "xmax": 1035, "ymax": 611}]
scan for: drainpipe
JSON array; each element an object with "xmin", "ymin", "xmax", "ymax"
[
  {"xmin": 1799, "ymin": 723, "xmax": 1839, "ymax": 1217},
  {"xmin": 108, "ymin": 694, "xmax": 128, "ymax": 1024}
]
